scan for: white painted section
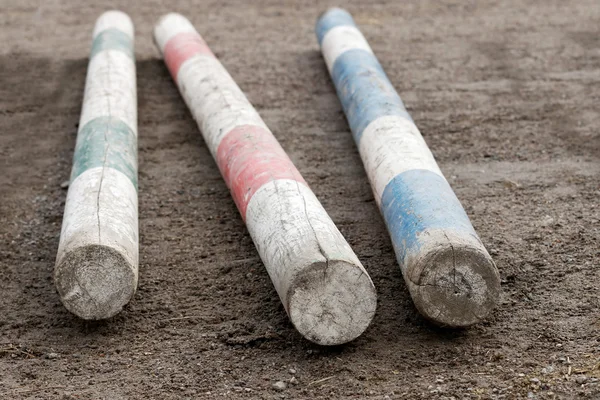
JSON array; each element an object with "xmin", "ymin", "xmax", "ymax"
[
  {"xmin": 92, "ymin": 10, "xmax": 134, "ymax": 40},
  {"xmin": 246, "ymin": 179, "xmax": 376, "ymax": 345},
  {"xmin": 176, "ymin": 55, "xmax": 269, "ymax": 156},
  {"xmin": 321, "ymin": 25, "xmax": 373, "ymax": 72},
  {"xmin": 359, "ymin": 115, "xmax": 444, "ymax": 205},
  {"xmin": 57, "ymin": 167, "xmax": 139, "ymax": 271},
  {"xmin": 153, "ymin": 12, "xmax": 198, "ymax": 52},
  {"xmin": 56, "ymin": 167, "xmax": 139, "ymax": 319},
  {"xmin": 79, "ymin": 49, "xmax": 137, "ymax": 133},
  {"xmin": 245, "ymin": 179, "xmax": 366, "ymax": 302}
]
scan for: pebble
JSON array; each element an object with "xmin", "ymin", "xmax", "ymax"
[
  {"xmin": 45, "ymin": 352, "xmax": 59, "ymax": 359},
  {"xmin": 530, "ymin": 378, "xmax": 540, "ymax": 384},
  {"xmin": 272, "ymin": 381, "xmax": 287, "ymax": 391},
  {"xmin": 60, "ymin": 180, "xmax": 70, "ymax": 189},
  {"xmin": 575, "ymin": 375, "xmax": 588, "ymax": 384},
  {"xmin": 289, "ymin": 368, "xmax": 296, "ymax": 374},
  {"xmin": 539, "ymin": 215, "xmax": 554, "ymax": 227},
  {"xmin": 541, "ymin": 366, "xmax": 554, "ymax": 374}
]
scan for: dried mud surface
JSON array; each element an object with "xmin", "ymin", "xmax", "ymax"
[{"xmin": 1, "ymin": 1, "xmax": 599, "ymax": 399}]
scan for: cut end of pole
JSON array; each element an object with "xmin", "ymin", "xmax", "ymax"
[
  {"xmin": 54, "ymin": 244, "xmax": 137, "ymax": 320},
  {"xmin": 288, "ymin": 259, "xmax": 377, "ymax": 346},
  {"xmin": 406, "ymin": 243, "xmax": 500, "ymax": 328}
]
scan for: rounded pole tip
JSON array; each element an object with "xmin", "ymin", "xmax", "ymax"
[
  {"xmin": 54, "ymin": 245, "xmax": 137, "ymax": 320},
  {"xmin": 318, "ymin": 7, "xmax": 351, "ymax": 21},
  {"xmin": 288, "ymin": 259, "xmax": 377, "ymax": 346},
  {"xmin": 407, "ymin": 244, "xmax": 500, "ymax": 327},
  {"xmin": 94, "ymin": 10, "xmax": 134, "ymax": 39},
  {"xmin": 154, "ymin": 13, "xmax": 196, "ymax": 51}
]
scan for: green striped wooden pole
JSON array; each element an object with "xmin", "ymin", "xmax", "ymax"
[{"xmin": 54, "ymin": 11, "xmax": 138, "ymax": 320}]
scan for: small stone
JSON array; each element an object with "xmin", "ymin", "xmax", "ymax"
[
  {"xmin": 530, "ymin": 378, "xmax": 540, "ymax": 384},
  {"xmin": 60, "ymin": 180, "xmax": 70, "ymax": 189},
  {"xmin": 502, "ymin": 179, "xmax": 520, "ymax": 189},
  {"xmin": 289, "ymin": 368, "xmax": 296, "ymax": 375},
  {"xmin": 541, "ymin": 366, "xmax": 554, "ymax": 374},
  {"xmin": 575, "ymin": 375, "xmax": 588, "ymax": 384},
  {"xmin": 45, "ymin": 352, "xmax": 59, "ymax": 359},
  {"xmin": 272, "ymin": 381, "xmax": 286, "ymax": 391},
  {"xmin": 539, "ymin": 215, "xmax": 554, "ymax": 227},
  {"xmin": 289, "ymin": 377, "xmax": 297, "ymax": 385}
]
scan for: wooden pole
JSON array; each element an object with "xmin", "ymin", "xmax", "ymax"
[
  {"xmin": 317, "ymin": 8, "xmax": 500, "ymax": 327},
  {"xmin": 154, "ymin": 13, "xmax": 377, "ymax": 345},
  {"xmin": 55, "ymin": 11, "xmax": 138, "ymax": 320}
]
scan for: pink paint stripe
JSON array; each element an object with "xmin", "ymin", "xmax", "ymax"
[
  {"xmin": 163, "ymin": 31, "xmax": 214, "ymax": 82},
  {"xmin": 216, "ymin": 125, "xmax": 308, "ymax": 220}
]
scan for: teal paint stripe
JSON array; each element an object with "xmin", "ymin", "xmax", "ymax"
[
  {"xmin": 90, "ymin": 28, "xmax": 134, "ymax": 60},
  {"xmin": 71, "ymin": 116, "xmax": 138, "ymax": 190}
]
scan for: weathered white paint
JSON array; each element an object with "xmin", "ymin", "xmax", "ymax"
[
  {"xmin": 55, "ymin": 167, "xmax": 138, "ymax": 319},
  {"xmin": 176, "ymin": 55, "xmax": 269, "ymax": 157},
  {"xmin": 359, "ymin": 115, "xmax": 443, "ymax": 206},
  {"xmin": 153, "ymin": 12, "xmax": 198, "ymax": 52},
  {"xmin": 321, "ymin": 25, "xmax": 373, "ymax": 72},
  {"xmin": 92, "ymin": 10, "xmax": 134, "ymax": 40},
  {"xmin": 246, "ymin": 179, "xmax": 377, "ymax": 344},
  {"xmin": 79, "ymin": 50, "xmax": 137, "ymax": 134}
]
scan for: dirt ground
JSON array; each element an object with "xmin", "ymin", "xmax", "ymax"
[{"xmin": 1, "ymin": 0, "xmax": 599, "ymax": 398}]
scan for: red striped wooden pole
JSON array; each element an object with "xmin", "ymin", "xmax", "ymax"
[{"xmin": 154, "ymin": 13, "xmax": 377, "ymax": 345}]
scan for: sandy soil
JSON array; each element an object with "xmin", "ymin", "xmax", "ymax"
[{"xmin": 1, "ymin": 0, "xmax": 599, "ymax": 398}]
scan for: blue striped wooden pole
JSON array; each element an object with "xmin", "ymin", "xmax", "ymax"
[
  {"xmin": 54, "ymin": 11, "xmax": 138, "ymax": 320},
  {"xmin": 317, "ymin": 8, "xmax": 500, "ymax": 327}
]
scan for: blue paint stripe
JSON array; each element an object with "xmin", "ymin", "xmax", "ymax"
[
  {"xmin": 381, "ymin": 169, "xmax": 476, "ymax": 263},
  {"xmin": 330, "ymin": 48, "xmax": 413, "ymax": 144},
  {"xmin": 316, "ymin": 8, "xmax": 356, "ymax": 45},
  {"xmin": 72, "ymin": 116, "xmax": 138, "ymax": 190},
  {"xmin": 90, "ymin": 28, "xmax": 134, "ymax": 60}
]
